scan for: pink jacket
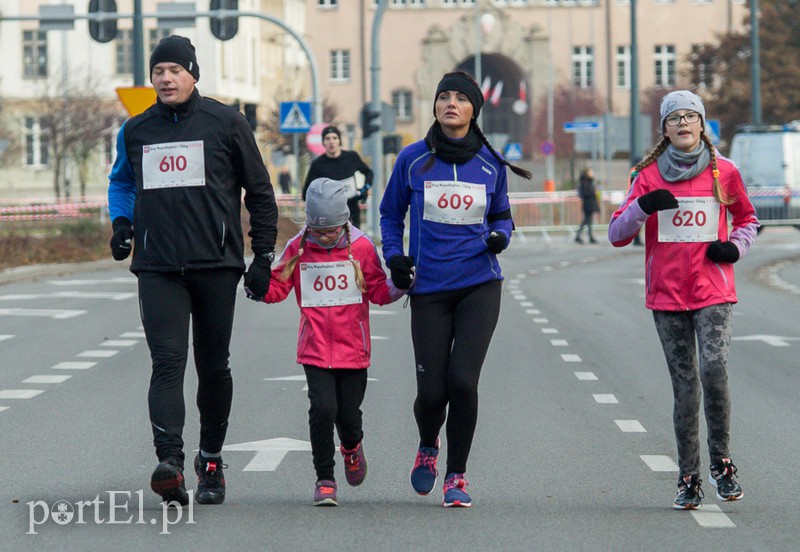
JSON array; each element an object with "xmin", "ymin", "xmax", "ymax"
[
  {"xmin": 608, "ymin": 157, "xmax": 759, "ymax": 311},
  {"xmin": 262, "ymin": 226, "xmax": 404, "ymax": 369}
]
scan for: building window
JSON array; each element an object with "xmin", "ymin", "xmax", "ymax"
[
  {"xmin": 392, "ymin": 89, "xmax": 413, "ymax": 121},
  {"xmin": 116, "ymin": 30, "xmax": 134, "ymax": 75},
  {"xmin": 22, "ymin": 30, "xmax": 48, "ymax": 79},
  {"xmin": 318, "ymin": 0, "xmax": 337, "ymax": 7},
  {"xmin": 690, "ymin": 44, "xmax": 711, "ymax": 89},
  {"xmin": 149, "ymin": 28, "xmax": 172, "ymax": 54},
  {"xmin": 329, "ymin": 49, "xmax": 350, "ymax": 82},
  {"xmin": 24, "ymin": 117, "xmax": 49, "ymax": 167},
  {"xmin": 571, "ymin": 45, "xmax": 594, "ymax": 88},
  {"xmin": 615, "ymin": 45, "xmax": 630, "ymax": 89},
  {"xmin": 654, "ymin": 44, "xmax": 676, "ymax": 87}
]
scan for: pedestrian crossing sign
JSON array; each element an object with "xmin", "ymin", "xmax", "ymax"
[
  {"xmin": 280, "ymin": 102, "xmax": 312, "ymax": 133},
  {"xmin": 504, "ymin": 142, "xmax": 523, "ymax": 161}
]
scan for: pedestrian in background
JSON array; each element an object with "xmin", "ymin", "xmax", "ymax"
[
  {"xmin": 278, "ymin": 167, "xmax": 293, "ymax": 194},
  {"xmin": 380, "ymin": 71, "xmax": 531, "ymax": 508},
  {"xmin": 608, "ymin": 90, "xmax": 759, "ymax": 510},
  {"xmin": 108, "ymin": 35, "xmax": 278, "ymax": 506},
  {"xmin": 574, "ymin": 167, "xmax": 599, "ymax": 244},
  {"xmin": 261, "ymin": 178, "xmax": 404, "ymax": 506},
  {"xmin": 303, "ymin": 125, "xmax": 373, "ymax": 229}
]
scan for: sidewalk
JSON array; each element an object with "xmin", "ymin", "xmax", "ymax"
[{"xmin": 0, "ymin": 259, "xmax": 121, "ymax": 286}]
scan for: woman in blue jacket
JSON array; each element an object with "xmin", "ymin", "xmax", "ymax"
[{"xmin": 380, "ymin": 71, "xmax": 531, "ymax": 508}]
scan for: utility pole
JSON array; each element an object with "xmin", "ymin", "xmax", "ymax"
[
  {"xmin": 369, "ymin": 0, "xmax": 387, "ymax": 239},
  {"xmin": 629, "ymin": 0, "xmax": 640, "ymax": 166},
  {"xmin": 133, "ymin": 0, "xmax": 145, "ymax": 85},
  {"xmin": 750, "ymin": 0, "xmax": 762, "ymax": 125}
]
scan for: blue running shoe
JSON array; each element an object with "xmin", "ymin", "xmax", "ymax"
[
  {"xmin": 410, "ymin": 438, "xmax": 440, "ymax": 495},
  {"xmin": 442, "ymin": 473, "xmax": 472, "ymax": 508}
]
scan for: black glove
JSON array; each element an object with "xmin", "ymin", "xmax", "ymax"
[
  {"xmin": 486, "ymin": 231, "xmax": 508, "ymax": 254},
  {"xmin": 243, "ymin": 253, "xmax": 273, "ymax": 301},
  {"xmin": 358, "ymin": 185, "xmax": 371, "ymax": 202},
  {"xmin": 109, "ymin": 217, "xmax": 134, "ymax": 261},
  {"xmin": 706, "ymin": 240, "xmax": 740, "ymax": 264},
  {"xmin": 387, "ymin": 255, "xmax": 415, "ymax": 290},
  {"xmin": 637, "ymin": 189, "xmax": 679, "ymax": 215}
]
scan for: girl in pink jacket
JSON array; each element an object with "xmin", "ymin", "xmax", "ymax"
[
  {"xmin": 609, "ymin": 91, "xmax": 759, "ymax": 510},
  {"xmin": 262, "ymin": 178, "xmax": 404, "ymax": 507}
]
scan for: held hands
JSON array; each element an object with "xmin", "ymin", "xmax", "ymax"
[
  {"xmin": 387, "ymin": 255, "xmax": 415, "ymax": 290},
  {"xmin": 243, "ymin": 254, "xmax": 273, "ymax": 301},
  {"xmin": 637, "ymin": 189, "xmax": 679, "ymax": 215},
  {"xmin": 706, "ymin": 240, "xmax": 740, "ymax": 264},
  {"xmin": 109, "ymin": 217, "xmax": 134, "ymax": 261},
  {"xmin": 358, "ymin": 185, "xmax": 371, "ymax": 202},
  {"xmin": 486, "ymin": 231, "xmax": 508, "ymax": 254}
]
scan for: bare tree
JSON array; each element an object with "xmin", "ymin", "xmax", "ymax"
[
  {"xmin": 36, "ymin": 73, "xmax": 123, "ymax": 199},
  {"xmin": 0, "ymin": 110, "xmax": 22, "ymax": 170}
]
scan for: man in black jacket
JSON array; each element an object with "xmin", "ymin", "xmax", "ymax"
[
  {"xmin": 302, "ymin": 125, "xmax": 373, "ymax": 228},
  {"xmin": 107, "ymin": 35, "xmax": 278, "ymax": 507}
]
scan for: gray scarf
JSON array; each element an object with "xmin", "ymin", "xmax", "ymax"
[{"xmin": 657, "ymin": 143, "xmax": 710, "ymax": 182}]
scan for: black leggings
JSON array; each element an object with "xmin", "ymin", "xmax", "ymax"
[
  {"xmin": 410, "ymin": 280, "xmax": 502, "ymax": 475},
  {"xmin": 137, "ymin": 268, "xmax": 240, "ymax": 466},
  {"xmin": 303, "ymin": 365, "xmax": 368, "ymax": 481}
]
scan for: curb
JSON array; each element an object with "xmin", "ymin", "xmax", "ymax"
[{"xmin": 0, "ymin": 259, "xmax": 124, "ymax": 286}]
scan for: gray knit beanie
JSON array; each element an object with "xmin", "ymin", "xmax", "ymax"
[
  {"xmin": 305, "ymin": 178, "xmax": 350, "ymax": 228},
  {"xmin": 660, "ymin": 90, "xmax": 705, "ymax": 131}
]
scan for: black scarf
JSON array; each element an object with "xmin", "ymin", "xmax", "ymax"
[{"xmin": 425, "ymin": 123, "xmax": 483, "ymax": 164}]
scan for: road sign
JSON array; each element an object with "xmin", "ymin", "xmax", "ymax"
[
  {"xmin": 706, "ymin": 119, "xmax": 721, "ymax": 145},
  {"xmin": 504, "ymin": 142, "xmax": 523, "ymax": 161},
  {"xmin": 116, "ymin": 86, "xmax": 156, "ymax": 117},
  {"xmin": 540, "ymin": 140, "xmax": 555, "ymax": 156},
  {"xmin": 563, "ymin": 121, "xmax": 601, "ymax": 133},
  {"xmin": 280, "ymin": 101, "xmax": 312, "ymax": 133},
  {"xmin": 305, "ymin": 122, "xmax": 328, "ymax": 155}
]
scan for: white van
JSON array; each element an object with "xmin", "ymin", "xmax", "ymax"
[{"xmin": 728, "ymin": 122, "xmax": 800, "ymax": 226}]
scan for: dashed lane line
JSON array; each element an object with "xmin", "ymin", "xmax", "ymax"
[
  {"xmin": 615, "ymin": 419, "xmax": 646, "ymax": 432},
  {"xmin": 561, "ymin": 354, "xmax": 582, "ymax": 362},
  {"xmin": 574, "ymin": 371, "xmax": 598, "ymax": 381},
  {"xmin": 22, "ymin": 375, "xmax": 72, "ymax": 384},
  {"xmin": 691, "ymin": 505, "xmax": 737, "ymax": 528},
  {"xmin": 52, "ymin": 361, "xmax": 97, "ymax": 370},
  {"xmin": 0, "ymin": 335, "xmax": 13, "ymax": 342},
  {"xmin": 101, "ymin": 339, "xmax": 138, "ymax": 347},
  {"xmin": 77, "ymin": 350, "xmax": 119, "ymax": 358},
  {"xmin": 593, "ymin": 394, "xmax": 619, "ymax": 404},
  {"xmin": 640, "ymin": 455, "xmax": 678, "ymax": 472},
  {"xmin": 0, "ymin": 389, "xmax": 44, "ymax": 399}
]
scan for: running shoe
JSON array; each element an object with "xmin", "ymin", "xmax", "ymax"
[
  {"xmin": 314, "ymin": 480, "xmax": 338, "ymax": 507},
  {"xmin": 673, "ymin": 474, "xmax": 703, "ymax": 510},
  {"xmin": 709, "ymin": 458, "xmax": 743, "ymax": 501},
  {"xmin": 194, "ymin": 454, "xmax": 227, "ymax": 505},
  {"xmin": 340, "ymin": 442, "xmax": 368, "ymax": 487},
  {"xmin": 410, "ymin": 438, "xmax": 440, "ymax": 495},
  {"xmin": 150, "ymin": 457, "xmax": 189, "ymax": 506},
  {"xmin": 442, "ymin": 473, "xmax": 472, "ymax": 508}
]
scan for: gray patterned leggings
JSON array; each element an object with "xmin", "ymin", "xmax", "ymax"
[{"xmin": 652, "ymin": 303, "xmax": 733, "ymax": 477}]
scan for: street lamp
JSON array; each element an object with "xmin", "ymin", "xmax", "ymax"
[{"xmin": 474, "ymin": 5, "xmax": 495, "ymax": 127}]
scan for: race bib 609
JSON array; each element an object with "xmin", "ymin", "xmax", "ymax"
[{"xmin": 422, "ymin": 181, "xmax": 486, "ymax": 225}]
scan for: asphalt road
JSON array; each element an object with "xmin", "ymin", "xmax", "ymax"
[{"xmin": 1, "ymin": 227, "xmax": 798, "ymax": 551}]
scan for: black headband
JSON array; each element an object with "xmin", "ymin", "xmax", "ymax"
[{"xmin": 434, "ymin": 72, "xmax": 484, "ymax": 119}]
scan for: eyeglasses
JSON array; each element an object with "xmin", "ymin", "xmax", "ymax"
[
  {"xmin": 664, "ymin": 112, "xmax": 701, "ymax": 127},
  {"xmin": 309, "ymin": 226, "xmax": 342, "ymax": 237}
]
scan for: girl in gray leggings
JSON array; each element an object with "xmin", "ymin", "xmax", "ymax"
[{"xmin": 608, "ymin": 90, "xmax": 759, "ymax": 509}]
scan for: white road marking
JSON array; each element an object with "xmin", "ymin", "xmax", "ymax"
[
  {"xmin": 520, "ymin": 301, "xmax": 534, "ymax": 307},
  {"xmin": 369, "ymin": 310, "xmax": 397, "ymax": 316},
  {"xmin": 77, "ymin": 350, "xmax": 118, "ymax": 358},
  {"xmin": 23, "ymin": 375, "xmax": 71, "ymax": 384},
  {"xmin": 561, "ymin": 354, "xmax": 582, "ymax": 362},
  {"xmin": 101, "ymin": 339, "xmax": 137, "ymax": 347},
  {"xmin": 0, "ymin": 406, "xmax": 8, "ymax": 412},
  {"xmin": 615, "ymin": 419, "xmax": 646, "ymax": 432},
  {"xmin": 0, "ymin": 308, "xmax": 85, "ymax": 319},
  {"xmin": 0, "ymin": 389, "xmax": 44, "ymax": 399},
  {"xmin": 732, "ymin": 335, "xmax": 800, "ymax": 347},
  {"xmin": 48, "ymin": 278, "xmax": 136, "ymax": 286},
  {"xmin": 0, "ymin": 291, "xmax": 136, "ymax": 301},
  {"xmin": 533, "ymin": 318, "xmax": 549, "ymax": 323},
  {"xmin": 542, "ymin": 328, "xmax": 559, "ymax": 334},
  {"xmin": 593, "ymin": 394, "xmax": 618, "ymax": 404},
  {"xmin": 0, "ymin": 335, "xmax": 13, "ymax": 342},
  {"xmin": 691, "ymin": 505, "xmax": 736, "ymax": 528},
  {"xmin": 551, "ymin": 339, "xmax": 568, "ymax": 346},
  {"xmin": 574, "ymin": 372, "xmax": 598, "ymax": 381},
  {"xmin": 120, "ymin": 332, "xmax": 146, "ymax": 338},
  {"xmin": 52, "ymin": 361, "xmax": 97, "ymax": 370},
  {"xmin": 372, "ymin": 336, "xmax": 389, "ymax": 340},
  {"xmin": 525, "ymin": 309, "xmax": 541, "ymax": 315},
  {"xmin": 640, "ymin": 455, "xmax": 678, "ymax": 472}
]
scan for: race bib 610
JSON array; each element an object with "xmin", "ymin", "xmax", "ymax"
[{"xmin": 142, "ymin": 140, "xmax": 206, "ymax": 189}]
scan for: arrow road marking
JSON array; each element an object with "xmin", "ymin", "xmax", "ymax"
[
  {"xmin": 732, "ymin": 335, "xmax": 800, "ymax": 347},
  {"xmin": 222, "ymin": 438, "xmax": 312, "ymax": 471}
]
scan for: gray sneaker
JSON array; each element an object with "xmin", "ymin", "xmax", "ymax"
[
  {"xmin": 673, "ymin": 475, "xmax": 703, "ymax": 510},
  {"xmin": 709, "ymin": 459, "xmax": 743, "ymax": 501}
]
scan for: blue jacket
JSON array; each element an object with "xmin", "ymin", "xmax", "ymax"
[{"xmin": 379, "ymin": 139, "xmax": 513, "ymax": 295}]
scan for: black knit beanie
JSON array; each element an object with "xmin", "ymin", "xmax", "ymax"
[
  {"xmin": 433, "ymin": 71, "xmax": 483, "ymax": 119},
  {"xmin": 321, "ymin": 125, "xmax": 341, "ymax": 141},
  {"xmin": 149, "ymin": 35, "xmax": 200, "ymax": 81}
]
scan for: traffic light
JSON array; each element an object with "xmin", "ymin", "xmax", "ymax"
[
  {"xmin": 88, "ymin": 0, "xmax": 117, "ymax": 43},
  {"xmin": 210, "ymin": 0, "xmax": 239, "ymax": 41},
  {"xmin": 244, "ymin": 103, "xmax": 258, "ymax": 131},
  {"xmin": 361, "ymin": 106, "xmax": 381, "ymax": 139}
]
